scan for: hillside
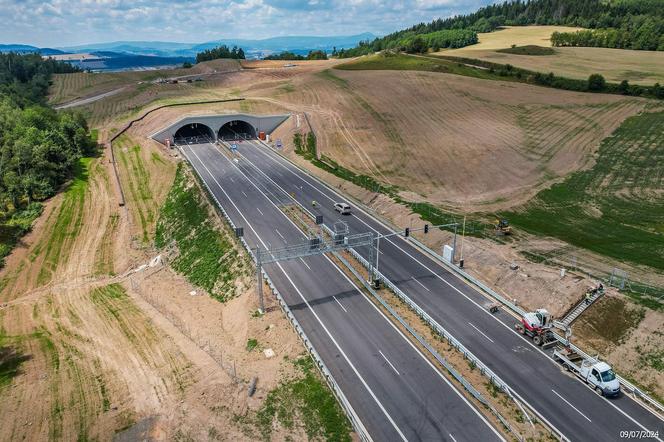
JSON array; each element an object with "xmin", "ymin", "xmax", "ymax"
[
  {"xmin": 445, "ymin": 26, "xmax": 664, "ymax": 84},
  {"xmin": 340, "ymin": 0, "xmax": 664, "ymax": 56}
]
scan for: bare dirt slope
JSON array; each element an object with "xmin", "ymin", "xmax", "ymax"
[
  {"xmin": 0, "ymin": 130, "xmax": 311, "ymax": 440},
  {"xmin": 257, "ymin": 67, "xmax": 646, "ymax": 210}
]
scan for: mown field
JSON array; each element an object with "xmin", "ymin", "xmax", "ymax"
[
  {"xmin": 446, "ymin": 26, "xmax": 664, "ymax": 85},
  {"xmin": 506, "ymin": 109, "xmax": 664, "ymax": 282}
]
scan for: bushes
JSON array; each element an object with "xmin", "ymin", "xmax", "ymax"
[
  {"xmin": 437, "ymin": 54, "xmax": 664, "ymax": 99},
  {"xmin": 588, "ymin": 73, "xmax": 606, "ymax": 91}
]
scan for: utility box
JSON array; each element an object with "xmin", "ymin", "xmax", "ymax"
[{"xmin": 443, "ymin": 245, "xmax": 454, "ymax": 263}]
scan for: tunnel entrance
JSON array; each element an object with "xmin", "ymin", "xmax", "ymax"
[
  {"xmin": 218, "ymin": 120, "xmax": 256, "ymax": 141},
  {"xmin": 173, "ymin": 123, "xmax": 215, "ymax": 144}
]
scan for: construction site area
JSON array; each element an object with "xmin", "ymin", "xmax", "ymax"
[{"xmin": 0, "ymin": 28, "xmax": 663, "ymax": 441}]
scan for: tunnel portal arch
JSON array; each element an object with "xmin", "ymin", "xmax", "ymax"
[
  {"xmin": 173, "ymin": 123, "xmax": 215, "ymax": 144},
  {"xmin": 218, "ymin": 120, "xmax": 256, "ymax": 141}
]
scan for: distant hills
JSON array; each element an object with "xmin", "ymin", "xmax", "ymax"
[
  {"xmin": 0, "ymin": 44, "xmax": 64, "ymax": 55},
  {"xmin": 0, "ymin": 33, "xmax": 375, "ymax": 71},
  {"xmin": 56, "ymin": 33, "xmax": 376, "ymax": 58}
]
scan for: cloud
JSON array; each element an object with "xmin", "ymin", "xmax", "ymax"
[{"xmin": 0, "ymin": 0, "xmax": 497, "ymax": 47}]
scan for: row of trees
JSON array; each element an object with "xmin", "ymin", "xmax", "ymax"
[
  {"xmin": 338, "ymin": 29, "xmax": 478, "ymax": 57},
  {"xmin": 551, "ymin": 18, "xmax": 664, "ymax": 51},
  {"xmin": 195, "ymin": 45, "xmax": 245, "ymax": 63},
  {"xmin": 0, "ymin": 52, "xmax": 95, "ymax": 227},
  {"xmin": 340, "ymin": 0, "xmax": 664, "ymax": 57},
  {"xmin": 263, "ymin": 50, "xmax": 328, "ymax": 61}
]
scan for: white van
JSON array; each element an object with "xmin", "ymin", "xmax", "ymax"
[{"xmin": 334, "ymin": 202, "xmax": 351, "ymax": 215}]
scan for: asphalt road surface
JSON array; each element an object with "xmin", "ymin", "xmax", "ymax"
[
  {"xmin": 228, "ymin": 139, "xmax": 664, "ymax": 442},
  {"xmin": 179, "ymin": 141, "xmax": 504, "ymax": 442}
]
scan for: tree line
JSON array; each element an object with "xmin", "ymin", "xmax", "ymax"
[
  {"xmin": 339, "ymin": 0, "xmax": 664, "ymax": 57},
  {"xmin": 552, "ymin": 21, "xmax": 664, "ymax": 51},
  {"xmin": 195, "ymin": 45, "xmax": 245, "ymax": 63},
  {"xmin": 263, "ymin": 50, "xmax": 328, "ymax": 61},
  {"xmin": 0, "ymin": 52, "xmax": 95, "ymax": 263}
]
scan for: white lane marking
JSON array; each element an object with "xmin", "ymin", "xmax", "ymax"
[
  {"xmin": 242, "ymin": 190, "xmax": 248, "ymax": 198},
  {"xmin": 551, "ymin": 389, "xmax": 592, "ymax": 422},
  {"xmin": 229, "ymin": 177, "xmax": 235, "ymax": 183},
  {"xmin": 379, "ymin": 350, "xmax": 400, "ymax": 376},
  {"xmin": 256, "ymin": 207, "xmax": 264, "ymax": 216},
  {"xmin": 207, "ymin": 143, "xmax": 503, "ymax": 441},
  {"xmin": 449, "ymin": 434, "xmax": 458, "ymax": 442},
  {"xmin": 468, "ymin": 322, "xmax": 494, "ymax": 343},
  {"xmin": 275, "ymin": 229, "xmax": 285, "ymax": 240},
  {"xmin": 333, "ymin": 295, "xmax": 348, "ymax": 313},
  {"xmin": 411, "ymin": 276, "xmax": 431, "ymax": 292},
  {"xmin": 183, "ymin": 144, "xmax": 403, "ymax": 441},
  {"xmin": 299, "ymin": 257, "xmax": 311, "ymax": 270},
  {"xmin": 250, "ymin": 139, "xmax": 664, "ymax": 437}
]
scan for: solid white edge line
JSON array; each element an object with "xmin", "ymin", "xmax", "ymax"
[
  {"xmin": 232, "ymin": 144, "xmax": 504, "ymax": 441},
  {"xmin": 248, "ymin": 136, "xmax": 663, "ymax": 438},
  {"xmin": 468, "ymin": 322, "xmax": 495, "ymax": 343},
  {"xmin": 378, "ymin": 350, "xmax": 400, "ymax": 376},
  {"xmin": 209, "ymin": 143, "xmax": 505, "ymax": 442},
  {"xmin": 183, "ymin": 144, "xmax": 408, "ymax": 442},
  {"xmin": 551, "ymin": 389, "xmax": 592, "ymax": 422},
  {"xmin": 333, "ymin": 295, "xmax": 348, "ymax": 313}
]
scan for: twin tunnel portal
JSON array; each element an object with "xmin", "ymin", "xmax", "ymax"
[
  {"xmin": 174, "ymin": 120, "xmax": 256, "ymax": 143},
  {"xmin": 150, "ymin": 113, "xmax": 291, "ymax": 146}
]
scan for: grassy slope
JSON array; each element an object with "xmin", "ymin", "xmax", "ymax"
[
  {"xmin": 37, "ymin": 157, "xmax": 92, "ymax": 284},
  {"xmin": 236, "ymin": 356, "xmax": 352, "ymax": 441},
  {"xmin": 155, "ymin": 163, "xmax": 249, "ymax": 301},
  {"xmin": 336, "ymin": 53, "xmax": 514, "ymax": 83},
  {"xmin": 505, "ymin": 110, "xmax": 664, "ymax": 296}
]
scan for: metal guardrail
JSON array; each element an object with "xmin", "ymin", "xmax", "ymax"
[
  {"xmin": 258, "ymin": 138, "xmax": 663, "ymax": 428},
  {"xmin": 407, "ymin": 237, "xmax": 664, "ymax": 419},
  {"xmin": 332, "ymin": 250, "xmax": 522, "ymax": 441},
  {"xmin": 181, "ymin": 150, "xmax": 372, "ymax": 441}
]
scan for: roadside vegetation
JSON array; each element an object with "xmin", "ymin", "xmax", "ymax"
[
  {"xmin": 234, "ymin": 355, "xmax": 352, "ymax": 442},
  {"xmin": 155, "ymin": 163, "xmax": 250, "ymax": 302},
  {"xmin": 505, "ymin": 109, "xmax": 664, "ymax": 303},
  {"xmin": 264, "ymin": 50, "xmax": 328, "ymax": 61}
]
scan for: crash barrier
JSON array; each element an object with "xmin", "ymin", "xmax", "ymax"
[{"xmin": 181, "ymin": 148, "xmax": 371, "ymax": 441}]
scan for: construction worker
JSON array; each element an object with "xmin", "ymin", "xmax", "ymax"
[
  {"xmin": 312, "ymin": 200, "xmax": 318, "ymax": 208},
  {"xmin": 585, "ymin": 291, "xmax": 592, "ymax": 305}
]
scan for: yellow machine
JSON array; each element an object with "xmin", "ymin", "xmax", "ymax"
[{"xmin": 494, "ymin": 218, "xmax": 512, "ymax": 235}]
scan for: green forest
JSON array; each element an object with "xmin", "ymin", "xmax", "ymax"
[
  {"xmin": 264, "ymin": 50, "xmax": 328, "ymax": 61},
  {"xmin": 339, "ymin": 0, "xmax": 664, "ymax": 56},
  {"xmin": 0, "ymin": 52, "xmax": 95, "ymax": 264},
  {"xmin": 195, "ymin": 45, "xmax": 246, "ymax": 63}
]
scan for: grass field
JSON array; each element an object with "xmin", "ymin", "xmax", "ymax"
[
  {"xmin": 506, "ymin": 109, "xmax": 664, "ymax": 281},
  {"xmin": 446, "ymin": 26, "xmax": 664, "ymax": 85},
  {"xmin": 36, "ymin": 157, "xmax": 92, "ymax": 284},
  {"xmin": 155, "ymin": 163, "xmax": 250, "ymax": 301}
]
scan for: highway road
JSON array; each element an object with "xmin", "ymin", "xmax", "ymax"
[
  {"xmin": 230, "ymin": 138, "xmax": 664, "ymax": 441},
  {"xmin": 179, "ymin": 141, "xmax": 504, "ymax": 442}
]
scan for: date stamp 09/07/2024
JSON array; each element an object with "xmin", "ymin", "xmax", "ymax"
[{"xmin": 620, "ymin": 430, "xmax": 660, "ymax": 439}]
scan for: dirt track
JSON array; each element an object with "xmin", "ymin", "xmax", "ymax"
[{"xmin": 0, "ymin": 130, "xmax": 307, "ymax": 440}]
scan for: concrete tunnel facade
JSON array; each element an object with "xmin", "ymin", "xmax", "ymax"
[{"xmin": 150, "ymin": 113, "xmax": 290, "ymax": 145}]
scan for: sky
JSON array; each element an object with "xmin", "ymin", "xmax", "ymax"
[{"xmin": 0, "ymin": 0, "xmax": 496, "ymax": 47}]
